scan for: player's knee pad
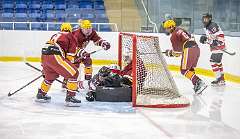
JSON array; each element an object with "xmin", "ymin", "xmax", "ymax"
[
  {"xmin": 83, "ymin": 57, "xmax": 92, "ymax": 67},
  {"xmin": 66, "ymin": 79, "xmax": 78, "ymax": 92},
  {"xmin": 40, "ymin": 80, "xmax": 52, "ymax": 93}
]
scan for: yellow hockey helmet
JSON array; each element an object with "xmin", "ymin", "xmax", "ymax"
[
  {"xmin": 163, "ymin": 20, "xmax": 176, "ymax": 29},
  {"xmin": 80, "ymin": 20, "xmax": 92, "ymax": 29},
  {"xmin": 60, "ymin": 22, "xmax": 72, "ymax": 32}
]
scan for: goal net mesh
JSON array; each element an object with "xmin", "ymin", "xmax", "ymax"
[{"xmin": 118, "ymin": 33, "xmax": 190, "ymax": 108}]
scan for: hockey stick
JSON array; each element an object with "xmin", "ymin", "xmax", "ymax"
[
  {"xmin": 206, "ymin": 42, "xmax": 236, "ymax": 56},
  {"xmin": 89, "ymin": 48, "xmax": 103, "ymax": 55},
  {"xmin": 8, "ymin": 74, "xmax": 43, "ymax": 97},
  {"xmin": 25, "ymin": 62, "xmax": 64, "ymax": 84}
]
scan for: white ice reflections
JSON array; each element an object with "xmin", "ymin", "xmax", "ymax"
[{"xmin": 0, "ymin": 62, "xmax": 240, "ymax": 139}]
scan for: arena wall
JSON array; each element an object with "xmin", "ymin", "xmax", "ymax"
[{"xmin": 0, "ymin": 31, "xmax": 239, "ymax": 83}]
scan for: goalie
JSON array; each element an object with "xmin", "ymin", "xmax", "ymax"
[
  {"xmin": 163, "ymin": 19, "xmax": 207, "ymax": 94},
  {"xmin": 85, "ymin": 65, "xmax": 127, "ymax": 102},
  {"xmin": 200, "ymin": 13, "xmax": 226, "ymax": 86}
]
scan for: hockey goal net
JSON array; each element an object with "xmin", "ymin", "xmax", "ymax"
[{"xmin": 118, "ymin": 33, "xmax": 190, "ymax": 108}]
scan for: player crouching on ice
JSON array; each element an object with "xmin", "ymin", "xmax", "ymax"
[
  {"xmin": 163, "ymin": 20, "xmax": 207, "ymax": 95},
  {"xmin": 200, "ymin": 13, "xmax": 226, "ymax": 86},
  {"xmin": 36, "ymin": 23, "xmax": 83, "ymax": 107}
]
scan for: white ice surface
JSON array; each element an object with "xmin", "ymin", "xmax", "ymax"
[{"xmin": 0, "ymin": 62, "xmax": 240, "ymax": 139}]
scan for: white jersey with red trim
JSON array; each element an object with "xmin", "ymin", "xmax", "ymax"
[{"xmin": 203, "ymin": 22, "xmax": 226, "ymax": 53}]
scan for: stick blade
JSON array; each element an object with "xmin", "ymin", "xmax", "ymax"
[{"xmin": 8, "ymin": 91, "xmax": 12, "ymax": 97}]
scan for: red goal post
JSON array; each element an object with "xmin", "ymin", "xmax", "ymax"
[{"xmin": 118, "ymin": 32, "xmax": 190, "ymax": 108}]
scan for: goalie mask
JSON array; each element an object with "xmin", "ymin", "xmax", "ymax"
[
  {"xmin": 98, "ymin": 66, "xmax": 111, "ymax": 77},
  {"xmin": 202, "ymin": 13, "xmax": 212, "ymax": 28}
]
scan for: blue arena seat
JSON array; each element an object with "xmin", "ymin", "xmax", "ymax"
[
  {"xmin": 94, "ymin": 1, "xmax": 105, "ymax": 10},
  {"xmin": 14, "ymin": 23, "xmax": 29, "ymax": 30},
  {"xmin": 42, "ymin": 4, "xmax": 54, "ymax": 10},
  {"xmin": 55, "ymin": 4, "xmax": 66, "ymax": 10},
  {"xmin": 56, "ymin": 13, "xmax": 66, "ymax": 22},
  {"xmin": 29, "ymin": 13, "xmax": 41, "ymax": 22},
  {"xmin": 29, "ymin": 4, "xmax": 41, "ymax": 10},
  {"xmin": 81, "ymin": 13, "xmax": 95, "ymax": 20},
  {"xmin": 0, "ymin": 23, "xmax": 13, "ymax": 30},
  {"xmin": 79, "ymin": 1, "xmax": 93, "ymax": 9},
  {"xmin": 2, "ymin": 3, "xmax": 14, "ymax": 9},
  {"xmin": 67, "ymin": 4, "xmax": 79, "ymax": 9},
  {"xmin": 2, "ymin": 13, "xmax": 14, "ymax": 22},
  {"xmin": 45, "ymin": 13, "xmax": 55, "ymax": 22},
  {"xmin": 16, "ymin": 4, "xmax": 27, "ymax": 9},
  {"xmin": 15, "ymin": 13, "xmax": 28, "ymax": 22}
]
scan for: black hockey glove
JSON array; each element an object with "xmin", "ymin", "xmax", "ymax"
[
  {"xmin": 86, "ymin": 91, "xmax": 96, "ymax": 102},
  {"xmin": 200, "ymin": 35, "xmax": 207, "ymax": 44}
]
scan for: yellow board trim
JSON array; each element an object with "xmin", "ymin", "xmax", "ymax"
[{"xmin": 0, "ymin": 56, "xmax": 240, "ymax": 84}]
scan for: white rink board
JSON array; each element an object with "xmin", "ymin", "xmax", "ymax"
[{"xmin": 0, "ymin": 30, "xmax": 239, "ymax": 76}]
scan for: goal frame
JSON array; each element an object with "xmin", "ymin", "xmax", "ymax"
[{"xmin": 118, "ymin": 32, "xmax": 190, "ymax": 108}]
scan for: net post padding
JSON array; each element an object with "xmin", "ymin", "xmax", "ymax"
[{"xmin": 118, "ymin": 32, "xmax": 190, "ymax": 108}]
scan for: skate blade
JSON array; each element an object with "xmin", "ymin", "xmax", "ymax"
[
  {"xmin": 35, "ymin": 99, "xmax": 51, "ymax": 103},
  {"xmin": 196, "ymin": 85, "xmax": 208, "ymax": 95},
  {"xmin": 211, "ymin": 83, "xmax": 226, "ymax": 87},
  {"xmin": 64, "ymin": 102, "xmax": 81, "ymax": 107}
]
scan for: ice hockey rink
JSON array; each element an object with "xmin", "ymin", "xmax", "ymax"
[{"xmin": 0, "ymin": 62, "xmax": 240, "ymax": 139}]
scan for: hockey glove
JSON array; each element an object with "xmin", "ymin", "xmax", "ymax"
[
  {"xmin": 200, "ymin": 35, "xmax": 207, "ymax": 44},
  {"xmin": 77, "ymin": 49, "xmax": 90, "ymax": 59},
  {"xmin": 165, "ymin": 49, "xmax": 174, "ymax": 57},
  {"xmin": 86, "ymin": 91, "xmax": 96, "ymax": 102},
  {"xmin": 101, "ymin": 41, "xmax": 111, "ymax": 50}
]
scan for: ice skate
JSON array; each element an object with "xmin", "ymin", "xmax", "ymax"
[
  {"xmin": 194, "ymin": 79, "xmax": 208, "ymax": 95},
  {"xmin": 35, "ymin": 89, "xmax": 51, "ymax": 103},
  {"xmin": 65, "ymin": 96, "xmax": 81, "ymax": 107},
  {"xmin": 211, "ymin": 75, "xmax": 225, "ymax": 86}
]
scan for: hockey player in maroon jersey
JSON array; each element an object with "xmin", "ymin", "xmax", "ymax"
[
  {"xmin": 200, "ymin": 13, "xmax": 225, "ymax": 86},
  {"xmin": 36, "ymin": 23, "xmax": 82, "ymax": 106},
  {"xmin": 72, "ymin": 19, "xmax": 111, "ymax": 80},
  {"xmin": 163, "ymin": 20, "xmax": 207, "ymax": 94}
]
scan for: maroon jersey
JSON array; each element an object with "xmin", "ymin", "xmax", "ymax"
[
  {"xmin": 50, "ymin": 32, "xmax": 78, "ymax": 55},
  {"xmin": 72, "ymin": 29, "xmax": 102, "ymax": 49},
  {"xmin": 170, "ymin": 27, "xmax": 197, "ymax": 53}
]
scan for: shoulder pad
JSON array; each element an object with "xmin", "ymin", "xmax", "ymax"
[{"xmin": 206, "ymin": 22, "xmax": 219, "ymax": 34}]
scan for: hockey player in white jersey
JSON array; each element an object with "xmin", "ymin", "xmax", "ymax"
[{"xmin": 199, "ymin": 13, "xmax": 225, "ymax": 86}]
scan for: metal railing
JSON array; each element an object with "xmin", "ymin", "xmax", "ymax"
[{"xmin": 0, "ymin": 22, "xmax": 118, "ymax": 32}]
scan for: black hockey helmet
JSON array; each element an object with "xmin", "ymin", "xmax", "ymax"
[
  {"xmin": 202, "ymin": 13, "xmax": 212, "ymax": 27},
  {"xmin": 98, "ymin": 66, "xmax": 111, "ymax": 77}
]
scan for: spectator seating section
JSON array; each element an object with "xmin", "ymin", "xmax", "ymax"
[{"xmin": 0, "ymin": 0, "xmax": 111, "ymax": 31}]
